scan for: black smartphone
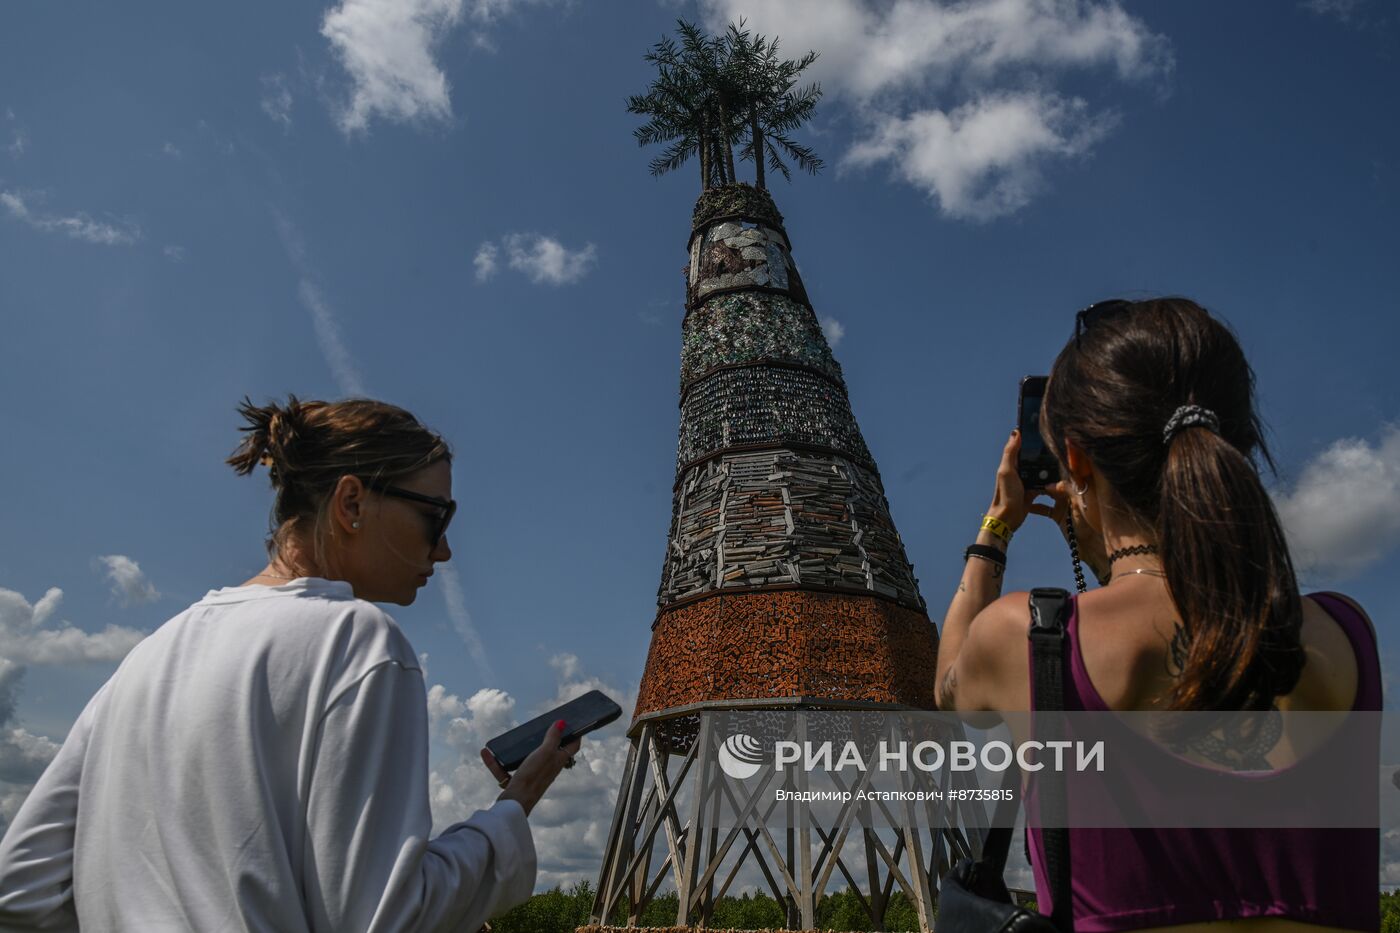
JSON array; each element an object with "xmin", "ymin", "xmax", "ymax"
[
  {"xmin": 484, "ymin": 689, "xmax": 622, "ymax": 772},
  {"xmin": 1017, "ymin": 375, "xmax": 1060, "ymax": 489}
]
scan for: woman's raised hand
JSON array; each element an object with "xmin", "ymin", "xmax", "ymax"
[
  {"xmin": 481, "ymin": 720, "xmax": 582, "ymax": 818},
  {"xmin": 987, "ymin": 430, "xmax": 1059, "ymax": 533}
]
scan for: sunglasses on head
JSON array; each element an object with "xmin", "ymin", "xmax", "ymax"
[
  {"xmin": 1074, "ymin": 299, "xmax": 1136, "ymax": 350},
  {"xmin": 364, "ymin": 477, "xmax": 456, "ymax": 546}
]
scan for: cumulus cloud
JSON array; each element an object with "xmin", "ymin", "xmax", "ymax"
[
  {"xmin": 261, "ymin": 73, "xmax": 294, "ymax": 130},
  {"xmin": 845, "ymin": 91, "xmax": 1116, "ymax": 220},
  {"xmin": 320, "ymin": 0, "xmax": 563, "ymax": 133},
  {"xmin": 426, "ymin": 682, "xmax": 467, "ymax": 726},
  {"xmin": 699, "ymin": 0, "xmax": 1170, "ymax": 221},
  {"xmin": 0, "ymin": 190, "xmax": 141, "ymax": 246},
  {"xmin": 0, "ymin": 669, "xmax": 60, "ymax": 787},
  {"xmin": 0, "ymin": 587, "xmax": 146, "ymax": 834},
  {"xmin": 820, "ymin": 315, "xmax": 846, "ymax": 348},
  {"xmin": 96, "ymin": 554, "xmax": 161, "ymax": 607},
  {"xmin": 425, "ymin": 654, "xmax": 637, "ymax": 889},
  {"xmin": 475, "ymin": 233, "xmax": 597, "ymax": 286},
  {"xmin": 503, "ymin": 234, "xmax": 597, "ymax": 285},
  {"xmin": 701, "ymin": 0, "xmax": 1171, "ymax": 100},
  {"xmin": 321, "ymin": 0, "xmax": 465, "ymax": 133},
  {"xmin": 473, "ymin": 242, "xmax": 498, "ymax": 282},
  {"xmin": 0, "ymin": 587, "xmax": 147, "ymax": 666},
  {"xmin": 1275, "ymin": 424, "xmax": 1400, "ymax": 581}
]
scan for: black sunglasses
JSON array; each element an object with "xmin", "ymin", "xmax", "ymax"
[
  {"xmin": 1074, "ymin": 299, "xmax": 1135, "ymax": 350},
  {"xmin": 364, "ymin": 478, "xmax": 456, "ymax": 546}
]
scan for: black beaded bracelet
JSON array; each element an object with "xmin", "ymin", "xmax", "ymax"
[{"xmin": 964, "ymin": 544, "xmax": 1007, "ymax": 567}]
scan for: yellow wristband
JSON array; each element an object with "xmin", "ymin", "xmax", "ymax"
[{"xmin": 981, "ymin": 515, "xmax": 1014, "ymax": 543}]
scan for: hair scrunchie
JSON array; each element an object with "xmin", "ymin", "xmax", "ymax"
[{"xmin": 1163, "ymin": 404, "xmax": 1220, "ymax": 444}]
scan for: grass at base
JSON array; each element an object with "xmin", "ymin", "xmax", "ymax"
[{"xmin": 489, "ymin": 881, "xmax": 1400, "ymax": 932}]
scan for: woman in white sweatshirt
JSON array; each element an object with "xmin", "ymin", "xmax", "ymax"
[{"xmin": 0, "ymin": 395, "xmax": 577, "ymax": 931}]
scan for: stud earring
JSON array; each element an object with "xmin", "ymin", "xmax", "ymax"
[{"xmin": 351, "ymin": 521, "xmax": 360, "ymax": 529}]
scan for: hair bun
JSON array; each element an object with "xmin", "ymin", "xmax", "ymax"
[{"xmin": 227, "ymin": 395, "xmax": 307, "ymax": 481}]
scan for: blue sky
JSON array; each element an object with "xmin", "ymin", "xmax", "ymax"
[{"xmin": 2, "ymin": 0, "xmax": 1398, "ymax": 890}]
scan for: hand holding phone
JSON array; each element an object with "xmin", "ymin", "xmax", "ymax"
[
  {"xmin": 481, "ymin": 720, "xmax": 580, "ymax": 818},
  {"xmin": 480, "ymin": 690, "xmax": 621, "ymax": 817},
  {"xmin": 484, "ymin": 690, "xmax": 621, "ymax": 771}
]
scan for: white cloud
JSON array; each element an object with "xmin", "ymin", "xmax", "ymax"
[
  {"xmin": 425, "ymin": 655, "xmax": 637, "ymax": 889},
  {"xmin": 437, "ymin": 562, "xmax": 490, "ymax": 682},
  {"xmin": 844, "ymin": 91, "xmax": 1116, "ymax": 220},
  {"xmin": 547, "ymin": 652, "xmax": 580, "ymax": 682},
  {"xmin": 163, "ymin": 245, "xmax": 186, "ymax": 262},
  {"xmin": 261, "ymin": 73, "xmax": 294, "ymax": 130},
  {"xmin": 701, "ymin": 0, "xmax": 1171, "ymax": 100},
  {"xmin": 475, "ymin": 233, "xmax": 597, "ymax": 286},
  {"xmin": 0, "ymin": 588, "xmax": 146, "ymax": 834},
  {"xmin": 0, "ymin": 587, "xmax": 146, "ymax": 666},
  {"xmin": 161, "ymin": 141, "xmax": 182, "ymax": 159},
  {"xmin": 0, "ymin": 727, "xmax": 60, "ymax": 786},
  {"xmin": 0, "ymin": 659, "xmax": 60, "ymax": 789},
  {"xmin": 321, "ymin": 0, "xmax": 465, "ymax": 133},
  {"xmin": 320, "ymin": 0, "xmax": 564, "ymax": 133},
  {"xmin": 1300, "ymin": 0, "xmax": 1365, "ymax": 22},
  {"xmin": 298, "ymin": 280, "xmax": 368, "ymax": 396},
  {"xmin": 5, "ymin": 108, "xmax": 25, "ymax": 158},
  {"xmin": 465, "ymin": 0, "xmax": 551, "ymax": 25},
  {"xmin": 473, "ymin": 242, "xmax": 498, "ymax": 281},
  {"xmin": 699, "ymin": 0, "xmax": 1170, "ymax": 221},
  {"xmin": 503, "ymin": 234, "xmax": 597, "ymax": 285},
  {"xmin": 272, "ymin": 211, "xmax": 369, "ymax": 396},
  {"xmin": 96, "ymin": 554, "xmax": 161, "ymax": 607},
  {"xmin": 820, "ymin": 315, "xmax": 846, "ymax": 347},
  {"xmin": 1275, "ymin": 424, "xmax": 1400, "ymax": 581},
  {"xmin": 426, "ymin": 682, "xmax": 467, "ymax": 726},
  {"xmin": 0, "ymin": 190, "xmax": 141, "ymax": 246}
]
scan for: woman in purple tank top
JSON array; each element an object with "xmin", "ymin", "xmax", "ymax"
[{"xmin": 934, "ymin": 298, "xmax": 1380, "ymax": 931}]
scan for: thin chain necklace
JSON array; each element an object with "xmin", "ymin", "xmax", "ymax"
[
  {"xmin": 253, "ymin": 569, "xmax": 304, "ymax": 581},
  {"xmin": 1110, "ymin": 567, "xmax": 1167, "ymax": 584}
]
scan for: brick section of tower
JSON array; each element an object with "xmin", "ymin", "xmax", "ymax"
[
  {"xmin": 634, "ymin": 183, "xmax": 939, "ymax": 725},
  {"xmin": 636, "ymin": 591, "xmax": 938, "ymax": 713}
]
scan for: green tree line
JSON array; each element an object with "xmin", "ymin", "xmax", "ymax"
[{"xmin": 491, "ymin": 883, "xmax": 1400, "ymax": 932}]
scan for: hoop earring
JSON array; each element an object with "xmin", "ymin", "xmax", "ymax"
[{"xmin": 1070, "ymin": 479, "xmax": 1088, "ymax": 498}]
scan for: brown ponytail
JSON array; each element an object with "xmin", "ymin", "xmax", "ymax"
[
  {"xmin": 1042, "ymin": 298, "xmax": 1304, "ymax": 712},
  {"xmin": 227, "ymin": 395, "xmax": 452, "ymax": 564}
]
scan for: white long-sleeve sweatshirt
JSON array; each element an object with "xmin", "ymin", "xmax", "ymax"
[{"xmin": 0, "ymin": 578, "xmax": 535, "ymax": 932}]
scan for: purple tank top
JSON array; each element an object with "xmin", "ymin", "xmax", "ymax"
[{"xmin": 1026, "ymin": 592, "xmax": 1381, "ymax": 932}]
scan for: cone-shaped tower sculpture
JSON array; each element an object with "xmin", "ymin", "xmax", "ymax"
[
  {"xmin": 641, "ymin": 185, "xmax": 938, "ymax": 723},
  {"xmin": 591, "ymin": 185, "xmax": 975, "ymax": 932}
]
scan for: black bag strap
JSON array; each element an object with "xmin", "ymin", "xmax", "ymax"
[
  {"xmin": 1029, "ymin": 587, "xmax": 1074, "ymax": 933},
  {"xmin": 976, "ymin": 767, "xmax": 1021, "ymax": 877}
]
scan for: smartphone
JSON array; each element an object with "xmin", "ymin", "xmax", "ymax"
[
  {"xmin": 1017, "ymin": 375, "xmax": 1060, "ymax": 489},
  {"xmin": 484, "ymin": 689, "xmax": 622, "ymax": 772}
]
